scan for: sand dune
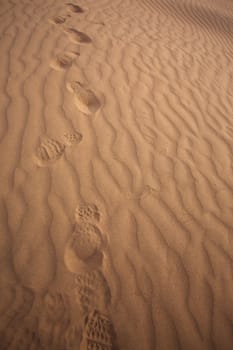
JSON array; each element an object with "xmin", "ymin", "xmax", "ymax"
[{"xmin": 0, "ymin": 0, "xmax": 233, "ymax": 349}]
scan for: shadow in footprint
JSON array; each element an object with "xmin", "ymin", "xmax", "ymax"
[
  {"xmin": 64, "ymin": 222, "xmax": 104, "ymax": 274},
  {"xmin": 62, "ymin": 130, "xmax": 83, "ymax": 147},
  {"xmin": 80, "ymin": 310, "xmax": 118, "ymax": 350},
  {"xmin": 65, "ymin": 28, "xmax": 92, "ymax": 44},
  {"xmin": 35, "ymin": 132, "xmax": 82, "ymax": 167},
  {"xmin": 50, "ymin": 51, "xmax": 80, "ymax": 71},
  {"xmin": 67, "ymin": 81, "xmax": 101, "ymax": 116},
  {"xmin": 49, "ymin": 16, "xmax": 66, "ymax": 25},
  {"xmin": 66, "ymin": 3, "xmax": 84, "ymax": 13}
]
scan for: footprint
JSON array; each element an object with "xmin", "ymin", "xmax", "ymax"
[
  {"xmin": 39, "ymin": 292, "xmax": 71, "ymax": 348},
  {"xmin": 64, "ymin": 223, "xmax": 104, "ymax": 274},
  {"xmin": 50, "ymin": 53, "xmax": 74, "ymax": 71},
  {"xmin": 67, "ymin": 81, "xmax": 101, "ymax": 116},
  {"xmin": 50, "ymin": 51, "xmax": 80, "ymax": 71},
  {"xmin": 65, "ymin": 28, "xmax": 92, "ymax": 44},
  {"xmin": 49, "ymin": 16, "xmax": 66, "ymax": 24},
  {"xmin": 70, "ymin": 223, "xmax": 103, "ymax": 261},
  {"xmin": 35, "ymin": 138, "xmax": 66, "ymax": 167},
  {"xmin": 62, "ymin": 130, "xmax": 83, "ymax": 147},
  {"xmin": 35, "ymin": 131, "xmax": 83, "ymax": 167},
  {"xmin": 80, "ymin": 310, "xmax": 115, "ymax": 350},
  {"xmin": 43, "ymin": 292, "xmax": 70, "ymax": 324},
  {"xmin": 66, "ymin": 3, "xmax": 84, "ymax": 13},
  {"xmin": 75, "ymin": 202, "xmax": 100, "ymax": 223},
  {"xmin": 74, "ymin": 270, "xmax": 111, "ymax": 315}
]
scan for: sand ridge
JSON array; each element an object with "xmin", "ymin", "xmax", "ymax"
[{"xmin": 0, "ymin": 0, "xmax": 233, "ymax": 349}]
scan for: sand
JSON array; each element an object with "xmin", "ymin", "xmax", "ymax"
[{"xmin": 0, "ymin": 0, "xmax": 233, "ymax": 349}]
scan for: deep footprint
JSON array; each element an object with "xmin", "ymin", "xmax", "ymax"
[
  {"xmin": 67, "ymin": 81, "xmax": 101, "ymax": 115},
  {"xmin": 64, "ymin": 222, "xmax": 104, "ymax": 274},
  {"xmin": 75, "ymin": 202, "xmax": 100, "ymax": 223},
  {"xmin": 50, "ymin": 16, "xmax": 66, "ymax": 24},
  {"xmin": 65, "ymin": 28, "xmax": 92, "ymax": 44},
  {"xmin": 66, "ymin": 3, "xmax": 84, "ymax": 13},
  {"xmin": 80, "ymin": 310, "xmax": 116, "ymax": 350},
  {"xmin": 50, "ymin": 51, "xmax": 80, "ymax": 71},
  {"xmin": 75, "ymin": 270, "xmax": 111, "ymax": 315}
]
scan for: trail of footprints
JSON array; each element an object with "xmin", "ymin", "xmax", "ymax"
[
  {"xmin": 36, "ymin": 3, "xmax": 101, "ymax": 166},
  {"xmin": 2, "ymin": 180, "xmax": 115, "ymax": 346},
  {"xmin": 64, "ymin": 202, "xmax": 117, "ymax": 350},
  {"xmin": 29, "ymin": 2, "xmax": 115, "ymax": 349},
  {"xmin": 50, "ymin": 2, "xmax": 101, "ymax": 115}
]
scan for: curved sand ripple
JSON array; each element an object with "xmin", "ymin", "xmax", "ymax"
[{"xmin": 0, "ymin": 0, "xmax": 233, "ymax": 349}]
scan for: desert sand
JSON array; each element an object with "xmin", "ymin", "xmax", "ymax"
[{"xmin": 0, "ymin": 0, "xmax": 233, "ymax": 349}]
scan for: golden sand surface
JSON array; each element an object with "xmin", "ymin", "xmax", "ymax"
[{"xmin": 0, "ymin": 0, "xmax": 233, "ymax": 349}]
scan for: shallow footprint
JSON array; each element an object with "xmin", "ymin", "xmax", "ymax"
[
  {"xmin": 39, "ymin": 292, "xmax": 71, "ymax": 349},
  {"xmin": 43, "ymin": 292, "xmax": 70, "ymax": 324},
  {"xmin": 80, "ymin": 310, "xmax": 115, "ymax": 350},
  {"xmin": 35, "ymin": 138, "xmax": 66, "ymax": 167},
  {"xmin": 50, "ymin": 51, "xmax": 80, "ymax": 71},
  {"xmin": 49, "ymin": 16, "xmax": 66, "ymax": 24},
  {"xmin": 62, "ymin": 130, "xmax": 83, "ymax": 147},
  {"xmin": 75, "ymin": 270, "xmax": 111, "ymax": 315},
  {"xmin": 66, "ymin": 223, "xmax": 103, "ymax": 262},
  {"xmin": 50, "ymin": 53, "xmax": 74, "ymax": 71},
  {"xmin": 66, "ymin": 3, "xmax": 84, "ymax": 13},
  {"xmin": 75, "ymin": 202, "xmax": 100, "ymax": 223},
  {"xmin": 64, "ymin": 222, "xmax": 104, "ymax": 273},
  {"xmin": 67, "ymin": 81, "xmax": 101, "ymax": 115},
  {"xmin": 65, "ymin": 27, "xmax": 92, "ymax": 44}
]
